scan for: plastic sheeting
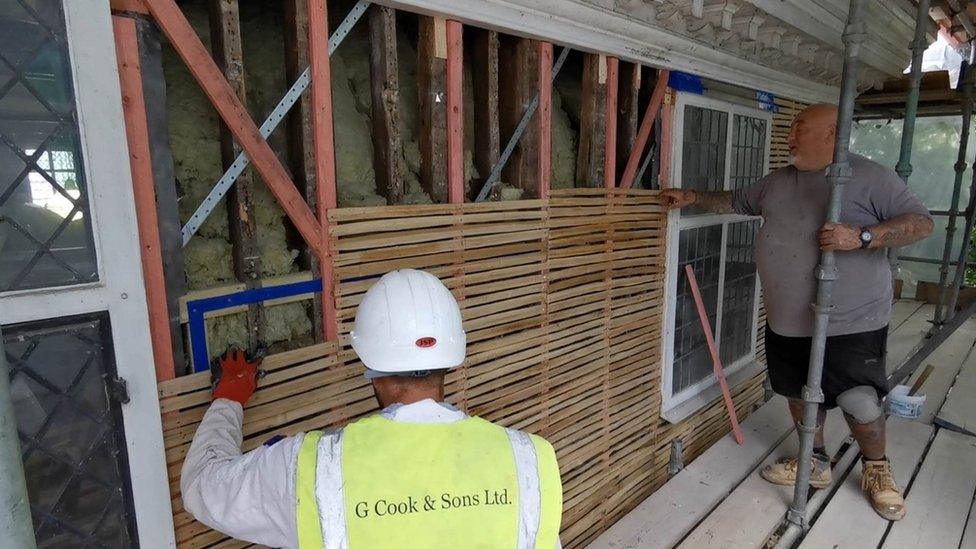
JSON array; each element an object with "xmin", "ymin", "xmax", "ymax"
[{"xmin": 852, "ymin": 116, "xmax": 976, "ymax": 285}]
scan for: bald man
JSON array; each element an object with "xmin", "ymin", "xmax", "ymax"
[{"xmin": 662, "ymin": 104, "xmax": 932, "ymax": 521}]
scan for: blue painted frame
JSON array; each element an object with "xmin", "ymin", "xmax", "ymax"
[{"xmin": 186, "ymin": 278, "xmax": 324, "ymax": 372}]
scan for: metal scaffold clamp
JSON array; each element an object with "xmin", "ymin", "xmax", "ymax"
[
  {"xmin": 801, "ymin": 385, "xmax": 825, "ymax": 405},
  {"xmin": 786, "ymin": 507, "xmax": 809, "ymax": 529},
  {"xmin": 843, "ymin": 21, "xmax": 868, "ymax": 46},
  {"xmin": 825, "ymin": 162, "xmax": 852, "ymax": 182},
  {"xmin": 814, "ymin": 264, "xmax": 839, "ymax": 283}
]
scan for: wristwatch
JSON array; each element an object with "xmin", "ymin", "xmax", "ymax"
[{"xmin": 859, "ymin": 227, "xmax": 873, "ymax": 249}]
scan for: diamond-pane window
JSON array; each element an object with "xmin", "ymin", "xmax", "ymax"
[
  {"xmin": 0, "ymin": 0, "xmax": 98, "ymax": 292},
  {"xmin": 5, "ymin": 314, "xmax": 136, "ymax": 548}
]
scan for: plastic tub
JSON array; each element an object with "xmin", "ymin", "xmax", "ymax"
[{"xmin": 886, "ymin": 384, "xmax": 926, "ymax": 419}]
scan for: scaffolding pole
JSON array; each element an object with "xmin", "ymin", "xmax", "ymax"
[
  {"xmin": 0, "ymin": 327, "xmax": 36, "ymax": 548},
  {"xmin": 892, "ymin": 0, "xmax": 931, "ymax": 300},
  {"xmin": 946, "ymin": 145, "xmax": 976, "ymax": 320},
  {"xmin": 783, "ymin": 0, "xmax": 867, "ymax": 537},
  {"xmin": 935, "ymin": 65, "xmax": 974, "ymax": 326},
  {"xmin": 894, "ymin": 0, "xmax": 931, "ymax": 183}
]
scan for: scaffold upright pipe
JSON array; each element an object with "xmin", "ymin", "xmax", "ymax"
[
  {"xmin": 935, "ymin": 65, "xmax": 974, "ymax": 326},
  {"xmin": 785, "ymin": 0, "xmax": 867, "ymax": 532},
  {"xmin": 892, "ymin": 0, "xmax": 931, "ymax": 297},
  {"xmin": 946, "ymin": 153, "xmax": 976, "ymax": 321},
  {"xmin": 895, "ymin": 0, "xmax": 931, "ymax": 183}
]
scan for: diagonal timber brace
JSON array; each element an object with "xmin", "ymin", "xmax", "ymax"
[
  {"xmin": 145, "ymin": 0, "xmax": 323, "ymax": 254},
  {"xmin": 178, "ymin": 0, "xmax": 371, "ymax": 246}
]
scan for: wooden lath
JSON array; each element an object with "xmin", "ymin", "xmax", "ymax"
[{"xmin": 158, "ymin": 190, "xmax": 673, "ymax": 548}]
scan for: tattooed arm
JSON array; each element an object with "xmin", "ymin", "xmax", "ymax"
[
  {"xmin": 868, "ymin": 213, "xmax": 934, "ymax": 248},
  {"xmin": 660, "ymin": 189, "xmax": 734, "ymax": 214},
  {"xmin": 818, "ymin": 214, "xmax": 934, "ymax": 251}
]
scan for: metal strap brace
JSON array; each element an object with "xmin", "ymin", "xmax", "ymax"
[
  {"xmin": 475, "ymin": 46, "xmax": 572, "ymax": 202},
  {"xmin": 180, "ymin": 0, "xmax": 371, "ymax": 246}
]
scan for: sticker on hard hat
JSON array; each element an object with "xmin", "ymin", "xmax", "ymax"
[{"xmin": 415, "ymin": 337, "xmax": 437, "ymax": 348}]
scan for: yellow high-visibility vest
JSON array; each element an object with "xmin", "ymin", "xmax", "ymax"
[{"xmin": 296, "ymin": 415, "xmax": 562, "ymax": 548}]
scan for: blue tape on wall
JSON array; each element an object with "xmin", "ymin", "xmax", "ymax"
[{"xmin": 668, "ymin": 71, "xmax": 705, "ymax": 95}]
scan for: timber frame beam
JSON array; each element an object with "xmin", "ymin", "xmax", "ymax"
[
  {"xmin": 142, "ymin": 0, "xmax": 324, "ymax": 252},
  {"xmin": 418, "ymin": 17, "xmax": 450, "ymax": 203},
  {"xmin": 209, "ymin": 0, "xmax": 266, "ymax": 347},
  {"xmin": 499, "ymin": 36, "xmax": 543, "ymax": 197},
  {"xmin": 369, "ymin": 5, "xmax": 405, "ymax": 205},
  {"xmin": 120, "ymin": 0, "xmax": 340, "ymax": 346},
  {"xmin": 382, "ymin": 0, "xmax": 841, "ymax": 103}
]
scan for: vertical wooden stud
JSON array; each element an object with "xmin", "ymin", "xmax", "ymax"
[
  {"xmin": 498, "ymin": 37, "xmax": 541, "ymax": 197},
  {"xmin": 659, "ymin": 89, "xmax": 675, "ymax": 188},
  {"xmin": 578, "ymin": 53, "xmax": 608, "ymax": 187},
  {"xmin": 114, "ymin": 16, "xmax": 176, "ymax": 382},
  {"xmin": 369, "ymin": 5, "xmax": 404, "ymax": 205},
  {"xmin": 471, "ymin": 29, "xmax": 500, "ymax": 200},
  {"xmin": 209, "ymin": 0, "xmax": 265, "ymax": 347},
  {"xmin": 419, "ymin": 17, "xmax": 449, "ymax": 202},
  {"xmin": 617, "ymin": 62, "xmax": 641, "ymax": 183},
  {"xmin": 445, "ymin": 20, "xmax": 464, "ymax": 204},
  {"xmin": 308, "ymin": 0, "xmax": 338, "ymax": 341},
  {"xmin": 538, "ymin": 42, "xmax": 553, "ymax": 199},
  {"xmin": 603, "ymin": 56, "xmax": 618, "ymax": 188},
  {"xmin": 284, "ymin": 0, "xmax": 323, "ymax": 340}
]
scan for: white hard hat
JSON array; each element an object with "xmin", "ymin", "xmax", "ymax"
[{"xmin": 350, "ymin": 269, "xmax": 466, "ymax": 375}]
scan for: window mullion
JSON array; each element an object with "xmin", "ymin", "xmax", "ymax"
[{"xmin": 715, "ymin": 222, "xmax": 729, "ymax": 351}]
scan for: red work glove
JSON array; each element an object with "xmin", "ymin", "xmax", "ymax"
[{"xmin": 211, "ymin": 348, "xmax": 262, "ymax": 405}]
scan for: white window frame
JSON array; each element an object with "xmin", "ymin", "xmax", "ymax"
[
  {"xmin": 0, "ymin": 1, "xmax": 176, "ymax": 546},
  {"xmin": 660, "ymin": 92, "xmax": 772, "ymax": 423}
]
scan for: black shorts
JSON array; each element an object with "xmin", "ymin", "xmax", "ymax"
[{"xmin": 764, "ymin": 325, "xmax": 889, "ymax": 408}]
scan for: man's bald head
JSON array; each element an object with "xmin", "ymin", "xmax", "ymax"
[{"xmin": 788, "ymin": 103, "xmax": 839, "ymax": 171}]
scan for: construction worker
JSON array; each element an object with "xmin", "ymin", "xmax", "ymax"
[
  {"xmin": 661, "ymin": 104, "xmax": 933, "ymax": 521},
  {"xmin": 181, "ymin": 268, "xmax": 563, "ymax": 548}
]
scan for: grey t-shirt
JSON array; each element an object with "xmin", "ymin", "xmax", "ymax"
[{"xmin": 731, "ymin": 154, "xmax": 930, "ymax": 337}]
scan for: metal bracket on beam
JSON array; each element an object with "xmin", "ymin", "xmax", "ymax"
[
  {"xmin": 180, "ymin": 0, "xmax": 371, "ymax": 246},
  {"xmin": 667, "ymin": 438, "xmax": 684, "ymax": 478},
  {"xmin": 475, "ymin": 46, "xmax": 572, "ymax": 202}
]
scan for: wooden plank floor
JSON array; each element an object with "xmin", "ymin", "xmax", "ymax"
[
  {"xmin": 587, "ymin": 301, "xmax": 976, "ymax": 549},
  {"xmin": 588, "ymin": 398, "xmax": 796, "ymax": 548},
  {"xmin": 799, "ymin": 418, "xmax": 934, "ymax": 549},
  {"xmin": 674, "ymin": 409, "xmax": 850, "ymax": 549},
  {"xmin": 886, "ymin": 303, "xmax": 935, "ymax": 370},
  {"xmin": 882, "ymin": 429, "xmax": 976, "ymax": 549},
  {"xmin": 936, "ymin": 347, "xmax": 976, "ymax": 436}
]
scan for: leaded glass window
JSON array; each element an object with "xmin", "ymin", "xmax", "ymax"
[
  {"xmin": 5, "ymin": 313, "xmax": 137, "ymax": 547},
  {"xmin": 0, "ymin": 0, "xmax": 98, "ymax": 292},
  {"xmin": 667, "ymin": 97, "xmax": 769, "ymax": 411}
]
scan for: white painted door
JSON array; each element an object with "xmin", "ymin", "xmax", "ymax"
[{"xmin": 0, "ymin": 0, "xmax": 175, "ymax": 546}]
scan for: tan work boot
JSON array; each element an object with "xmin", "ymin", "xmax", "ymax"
[
  {"xmin": 760, "ymin": 456, "xmax": 832, "ymax": 488},
  {"xmin": 861, "ymin": 459, "xmax": 906, "ymax": 521}
]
